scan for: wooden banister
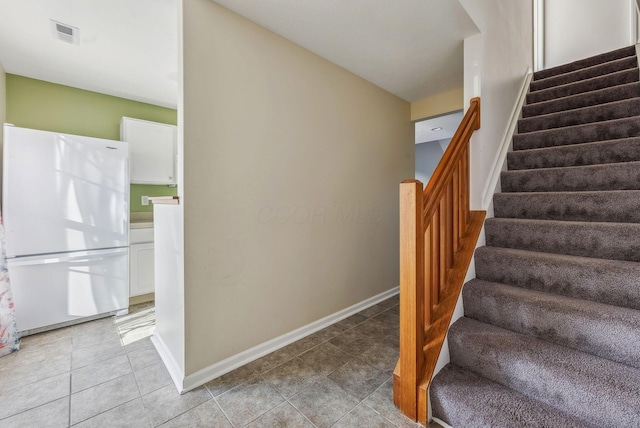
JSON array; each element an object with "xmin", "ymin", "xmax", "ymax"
[{"xmin": 394, "ymin": 98, "xmax": 486, "ymax": 425}]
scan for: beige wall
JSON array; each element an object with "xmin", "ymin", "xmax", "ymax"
[
  {"xmin": 182, "ymin": 0, "xmax": 413, "ymax": 374},
  {"xmin": 410, "ymin": 88, "xmax": 464, "ymax": 121},
  {"xmin": 459, "ymin": 0, "xmax": 533, "ymax": 209}
]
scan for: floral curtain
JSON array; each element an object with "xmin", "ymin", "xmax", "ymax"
[{"xmin": 0, "ymin": 210, "xmax": 19, "ymax": 358}]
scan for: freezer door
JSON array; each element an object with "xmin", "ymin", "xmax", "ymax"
[
  {"xmin": 8, "ymin": 248, "xmax": 129, "ymax": 332},
  {"xmin": 3, "ymin": 125, "xmax": 129, "ymax": 258}
]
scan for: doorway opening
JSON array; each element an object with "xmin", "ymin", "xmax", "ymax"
[{"xmin": 414, "ymin": 110, "xmax": 463, "ymax": 185}]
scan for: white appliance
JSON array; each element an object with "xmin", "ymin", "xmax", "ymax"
[{"xmin": 2, "ymin": 125, "xmax": 130, "ymax": 334}]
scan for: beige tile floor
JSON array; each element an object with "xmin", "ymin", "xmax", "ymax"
[{"xmin": 0, "ymin": 297, "xmax": 443, "ymax": 427}]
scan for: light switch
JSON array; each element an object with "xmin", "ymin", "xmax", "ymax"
[{"xmin": 141, "ymin": 195, "xmax": 149, "ymax": 206}]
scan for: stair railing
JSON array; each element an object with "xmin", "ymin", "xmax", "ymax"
[{"xmin": 394, "ymin": 97, "xmax": 485, "ymax": 424}]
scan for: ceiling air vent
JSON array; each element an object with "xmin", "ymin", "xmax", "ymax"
[{"xmin": 51, "ymin": 20, "xmax": 79, "ymax": 45}]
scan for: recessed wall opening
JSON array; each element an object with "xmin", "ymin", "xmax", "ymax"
[{"xmin": 415, "ymin": 110, "xmax": 463, "ymax": 185}]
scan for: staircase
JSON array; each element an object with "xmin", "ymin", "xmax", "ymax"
[{"xmin": 430, "ymin": 46, "xmax": 640, "ymax": 427}]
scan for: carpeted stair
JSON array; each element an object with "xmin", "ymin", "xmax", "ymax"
[{"xmin": 430, "ymin": 45, "xmax": 640, "ymax": 427}]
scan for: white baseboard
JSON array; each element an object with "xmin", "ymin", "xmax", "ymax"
[
  {"xmin": 175, "ymin": 286, "xmax": 399, "ymax": 393},
  {"xmin": 432, "ymin": 417, "xmax": 453, "ymax": 428},
  {"xmin": 152, "ymin": 332, "xmax": 185, "ymax": 392}
]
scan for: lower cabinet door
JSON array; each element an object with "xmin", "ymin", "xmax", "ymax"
[
  {"xmin": 8, "ymin": 248, "xmax": 129, "ymax": 332},
  {"xmin": 130, "ymin": 243, "xmax": 155, "ymax": 296}
]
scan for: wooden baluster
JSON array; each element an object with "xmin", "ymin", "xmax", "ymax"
[
  {"xmin": 431, "ymin": 213, "xmax": 440, "ymax": 307},
  {"xmin": 438, "ymin": 200, "xmax": 446, "ymax": 295},
  {"xmin": 424, "ymin": 223, "xmax": 432, "ymax": 327},
  {"xmin": 445, "ymin": 181, "xmax": 454, "ymax": 270},
  {"xmin": 398, "ymin": 180, "xmax": 425, "ymax": 421},
  {"xmin": 465, "ymin": 146, "xmax": 471, "ymax": 225},
  {"xmin": 460, "ymin": 148, "xmax": 469, "ymax": 232},
  {"xmin": 452, "ymin": 165, "xmax": 460, "ymax": 252}
]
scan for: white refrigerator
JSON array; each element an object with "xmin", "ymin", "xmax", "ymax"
[{"xmin": 2, "ymin": 125, "xmax": 130, "ymax": 334}]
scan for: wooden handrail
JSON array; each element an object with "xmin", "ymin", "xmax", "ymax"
[{"xmin": 394, "ymin": 98, "xmax": 485, "ymax": 424}]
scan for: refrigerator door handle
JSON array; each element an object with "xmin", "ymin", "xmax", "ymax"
[{"xmin": 8, "ymin": 247, "xmax": 128, "ymax": 267}]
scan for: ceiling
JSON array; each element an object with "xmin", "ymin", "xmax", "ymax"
[
  {"xmin": 0, "ymin": 0, "xmax": 178, "ymax": 108},
  {"xmin": 0, "ymin": 0, "xmax": 478, "ymax": 109},
  {"xmin": 415, "ymin": 110, "xmax": 463, "ymax": 144}
]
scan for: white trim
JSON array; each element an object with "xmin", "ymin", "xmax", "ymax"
[
  {"xmin": 480, "ymin": 69, "xmax": 534, "ymax": 210},
  {"xmin": 432, "ymin": 417, "xmax": 453, "ymax": 428},
  {"xmin": 152, "ymin": 332, "xmax": 186, "ymax": 392},
  {"xmin": 632, "ymin": 0, "xmax": 640, "ymax": 44},
  {"xmin": 533, "ymin": 0, "xmax": 545, "ymax": 72},
  {"xmin": 175, "ymin": 287, "xmax": 399, "ymax": 393}
]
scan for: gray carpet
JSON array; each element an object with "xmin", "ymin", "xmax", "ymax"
[
  {"xmin": 507, "ymin": 136, "xmax": 640, "ymax": 170},
  {"xmin": 431, "ymin": 45, "xmax": 640, "ymax": 427}
]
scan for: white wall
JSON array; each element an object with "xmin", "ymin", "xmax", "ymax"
[
  {"xmin": 181, "ymin": 0, "xmax": 413, "ymax": 376},
  {"xmin": 0, "ymin": 63, "xmax": 5, "ymax": 126},
  {"xmin": 152, "ymin": 203, "xmax": 185, "ymax": 385},
  {"xmin": 458, "ymin": 0, "xmax": 534, "ymax": 210},
  {"xmin": 544, "ymin": 0, "xmax": 636, "ymax": 68}
]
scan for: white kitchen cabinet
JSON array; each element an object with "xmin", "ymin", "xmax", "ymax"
[
  {"xmin": 121, "ymin": 117, "xmax": 177, "ymax": 185},
  {"xmin": 130, "ymin": 225, "xmax": 155, "ymax": 297}
]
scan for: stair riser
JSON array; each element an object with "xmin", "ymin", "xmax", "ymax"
[
  {"xmin": 448, "ymin": 318, "xmax": 640, "ymax": 427},
  {"xmin": 522, "ymin": 82, "xmax": 640, "ymax": 118},
  {"xmin": 530, "ymin": 56, "xmax": 638, "ymax": 92},
  {"xmin": 485, "ymin": 218, "xmax": 640, "ymax": 262},
  {"xmin": 533, "ymin": 46, "xmax": 636, "ymax": 81},
  {"xmin": 507, "ymin": 138, "xmax": 640, "ymax": 170},
  {"xmin": 527, "ymin": 68, "xmax": 639, "ymax": 104},
  {"xmin": 501, "ymin": 162, "xmax": 640, "ymax": 193},
  {"xmin": 474, "ymin": 247, "xmax": 640, "ymax": 311},
  {"xmin": 493, "ymin": 191, "xmax": 640, "ymax": 223},
  {"xmin": 463, "ymin": 280, "xmax": 640, "ymax": 369},
  {"xmin": 518, "ymin": 99, "xmax": 640, "ymax": 134},
  {"xmin": 513, "ymin": 117, "xmax": 640, "ymax": 151}
]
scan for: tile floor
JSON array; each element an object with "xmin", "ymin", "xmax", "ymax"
[{"xmin": 0, "ymin": 296, "xmax": 443, "ymax": 427}]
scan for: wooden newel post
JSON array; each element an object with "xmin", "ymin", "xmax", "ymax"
[{"xmin": 397, "ymin": 179, "xmax": 426, "ymax": 421}]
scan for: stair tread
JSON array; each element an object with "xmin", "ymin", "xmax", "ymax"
[
  {"xmin": 475, "ymin": 246, "xmax": 640, "ymax": 311},
  {"xmin": 507, "ymin": 137, "xmax": 640, "ymax": 170},
  {"xmin": 501, "ymin": 160, "xmax": 640, "ymax": 193},
  {"xmin": 431, "ymin": 364, "xmax": 596, "ymax": 428},
  {"xmin": 513, "ymin": 116, "xmax": 640, "ymax": 151},
  {"xmin": 493, "ymin": 189, "xmax": 640, "ymax": 223},
  {"xmin": 527, "ymin": 67, "xmax": 639, "ymax": 104},
  {"xmin": 530, "ymin": 56, "xmax": 638, "ymax": 92},
  {"xmin": 464, "ymin": 278, "xmax": 640, "ymax": 369},
  {"xmin": 501, "ymin": 163, "xmax": 640, "ymax": 192},
  {"xmin": 448, "ymin": 317, "xmax": 640, "ymax": 427},
  {"xmin": 533, "ymin": 45, "xmax": 636, "ymax": 81},
  {"xmin": 518, "ymin": 97, "xmax": 640, "ymax": 134},
  {"xmin": 486, "ymin": 215, "xmax": 640, "ymax": 227},
  {"xmin": 522, "ymin": 82, "xmax": 640, "ymax": 118},
  {"xmin": 484, "ymin": 217, "xmax": 640, "ymax": 262}
]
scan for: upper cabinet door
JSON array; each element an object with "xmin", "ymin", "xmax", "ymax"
[{"xmin": 121, "ymin": 117, "xmax": 177, "ymax": 185}]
